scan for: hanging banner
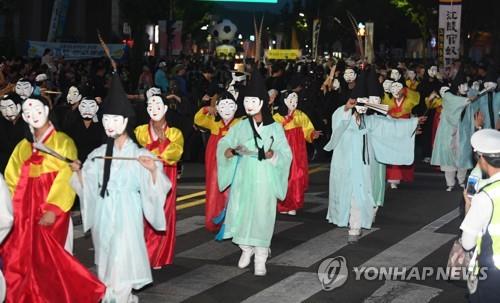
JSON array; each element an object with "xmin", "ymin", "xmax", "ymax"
[
  {"xmin": 158, "ymin": 20, "xmax": 168, "ymax": 56},
  {"xmin": 265, "ymin": 49, "xmax": 301, "ymax": 60},
  {"xmin": 438, "ymin": 0, "xmax": 462, "ymax": 67},
  {"xmin": 27, "ymin": 41, "xmax": 126, "ymax": 60},
  {"xmin": 47, "ymin": 0, "xmax": 71, "ymax": 41},
  {"xmin": 312, "ymin": 19, "xmax": 321, "ymax": 61}
]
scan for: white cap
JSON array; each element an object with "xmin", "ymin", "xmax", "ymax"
[
  {"xmin": 35, "ymin": 73, "xmax": 48, "ymax": 82},
  {"xmin": 471, "ymin": 129, "xmax": 500, "ymax": 156},
  {"xmin": 158, "ymin": 61, "xmax": 167, "ymax": 68}
]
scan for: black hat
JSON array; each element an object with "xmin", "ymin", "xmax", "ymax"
[
  {"xmin": 2, "ymin": 92, "xmax": 23, "ymax": 105},
  {"xmin": 241, "ymin": 70, "xmax": 269, "ymax": 104},
  {"xmin": 350, "ymin": 70, "xmax": 368, "ymax": 99},
  {"xmin": 367, "ymin": 68, "xmax": 383, "ymax": 97},
  {"xmin": 451, "ymin": 68, "xmax": 467, "ymax": 93},
  {"xmin": 485, "ymin": 66, "xmax": 498, "ymax": 83},
  {"xmin": 100, "ymin": 73, "xmax": 135, "ymax": 118}
]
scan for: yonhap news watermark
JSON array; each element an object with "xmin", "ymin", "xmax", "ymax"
[{"xmin": 317, "ymin": 256, "xmax": 487, "ymax": 291}]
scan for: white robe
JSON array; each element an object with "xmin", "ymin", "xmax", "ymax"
[{"xmin": 0, "ymin": 174, "xmax": 13, "ymax": 303}]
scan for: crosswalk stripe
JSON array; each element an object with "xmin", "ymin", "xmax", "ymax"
[
  {"xmin": 269, "ymin": 228, "xmax": 379, "ymax": 268},
  {"xmin": 177, "ymin": 221, "xmax": 302, "ymax": 260},
  {"xmin": 138, "ymin": 264, "xmax": 247, "ymax": 303},
  {"xmin": 361, "ymin": 209, "xmax": 458, "ymax": 268},
  {"xmin": 363, "ymin": 281, "xmax": 442, "ymax": 303},
  {"xmin": 176, "ymin": 215, "xmax": 205, "ymax": 236},
  {"xmin": 241, "ymin": 272, "xmax": 323, "ymax": 303}
]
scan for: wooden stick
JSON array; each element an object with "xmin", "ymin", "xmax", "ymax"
[{"xmin": 91, "ymin": 156, "xmax": 163, "ymax": 162}]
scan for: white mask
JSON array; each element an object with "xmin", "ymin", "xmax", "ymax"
[
  {"xmin": 355, "ymin": 97, "xmax": 368, "ymax": 114},
  {"xmin": 390, "ymin": 82, "xmax": 404, "ymax": 98},
  {"xmin": 15, "ymin": 81, "xmax": 34, "ymax": 100},
  {"xmin": 21, "ymin": 98, "xmax": 49, "ymax": 129},
  {"xmin": 427, "ymin": 66, "xmax": 438, "ymax": 78},
  {"xmin": 0, "ymin": 99, "xmax": 21, "ymax": 121},
  {"xmin": 67, "ymin": 86, "xmax": 82, "ymax": 105},
  {"xmin": 146, "ymin": 87, "xmax": 162, "ymax": 100},
  {"xmin": 390, "ymin": 69, "xmax": 401, "ymax": 82},
  {"xmin": 458, "ymin": 83, "xmax": 469, "ymax": 96},
  {"xmin": 439, "ymin": 86, "xmax": 450, "ymax": 98},
  {"xmin": 146, "ymin": 96, "xmax": 167, "ymax": 122},
  {"xmin": 284, "ymin": 92, "xmax": 298, "ymax": 112},
  {"xmin": 484, "ymin": 82, "xmax": 498, "ymax": 91},
  {"xmin": 216, "ymin": 98, "xmax": 237, "ymax": 122},
  {"xmin": 243, "ymin": 96, "xmax": 263, "ymax": 116},
  {"xmin": 102, "ymin": 114, "xmax": 128, "ymax": 138},
  {"xmin": 343, "ymin": 69, "xmax": 357, "ymax": 83},
  {"xmin": 406, "ymin": 70, "xmax": 416, "ymax": 81},
  {"xmin": 78, "ymin": 98, "xmax": 99, "ymax": 119},
  {"xmin": 382, "ymin": 80, "xmax": 394, "ymax": 93}
]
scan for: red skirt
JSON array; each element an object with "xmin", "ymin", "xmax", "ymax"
[
  {"xmin": 0, "ymin": 160, "xmax": 105, "ymax": 303},
  {"xmin": 278, "ymin": 127, "xmax": 309, "ymax": 212},
  {"xmin": 204, "ymin": 134, "xmax": 229, "ymax": 232},
  {"xmin": 145, "ymin": 165, "xmax": 177, "ymax": 268},
  {"xmin": 386, "ymin": 164, "xmax": 415, "ymax": 182},
  {"xmin": 431, "ymin": 110, "xmax": 441, "ymax": 147}
]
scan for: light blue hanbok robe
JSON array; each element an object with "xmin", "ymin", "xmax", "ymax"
[
  {"xmin": 478, "ymin": 91, "xmax": 500, "ymax": 129},
  {"xmin": 217, "ymin": 118, "xmax": 292, "ymax": 248},
  {"xmin": 324, "ymin": 106, "xmax": 418, "ymax": 229},
  {"xmin": 431, "ymin": 92, "xmax": 470, "ymax": 169},
  {"xmin": 71, "ymin": 138, "xmax": 171, "ymax": 291}
]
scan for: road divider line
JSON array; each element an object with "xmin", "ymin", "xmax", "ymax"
[{"xmin": 176, "ymin": 190, "xmax": 206, "ymax": 202}]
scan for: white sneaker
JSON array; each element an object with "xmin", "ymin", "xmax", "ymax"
[
  {"xmin": 238, "ymin": 245, "xmax": 254, "ymax": 269},
  {"xmin": 446, "ymin": 186, "xmax": 454, "ymax": 192},
  {"xmin": 254, "ymin": 247, "xmax": 269, "ymax": 276},
  {"xmin": 288, "ymin": 210, "xmax": 297, "ymax": 216},
  {"xmin": 348, "ymin": 228, "xmax": 362, "ymax": 243},
  {"xmin": 390, "ymin": 183, "xmax": 398, "ymax": 189}
]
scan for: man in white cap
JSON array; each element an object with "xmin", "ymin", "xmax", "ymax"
[{"xmin": 461, "ymin": 129, "xmax": 500, "ymax": 301}]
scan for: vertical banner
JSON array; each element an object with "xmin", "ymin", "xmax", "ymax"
[
  {"xmin": 438, "ymin": 0, "xmax": 462, "ymax": 67},
  {"xmin": 275, "ymin": 32, "xmax": 283, "ymax": 49},
  {"xmin": 158, "ymin": 20, "xmax": 168, "ymax": 57},
  {"xmin": 312, "ymin": 19, "xmax": 321, "ymax": 61},
  {"xmin": 172, "ymin": 21, "xmax": 183, "ymax": 56},
  {"xmin": 47, "ymin": 0, "xmax": 71, "ymax": 42},
  {"xmin": 364, "ymin": 22, "xmax": 374, "ymax": 64}
]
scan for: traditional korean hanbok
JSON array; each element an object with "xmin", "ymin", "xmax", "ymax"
[
  {"xmin": 431, "ymin": 91, "xmax": 470, "ymax": 188},
  {"xmin": 324, "ymin": 106, "xmax": 418, "ymax": 230},
  {"xmin": 71, "ymin": 138, "xmax": 170, "ymax": 297},
  {"xmin": 216, "ymin": 118, "xmax": 292, "ymax": 248},
  {"xmin": 0, "ymin": 174, "xmax": 13, "ymax": 303},
  {"xmin": 135, "ymin": 122, "xmax": 183, "ymax": 267},
  {"xmin": 2, "ymin": 124, "xmax": 105, "ymax": 303},
  {"xmin": 478, "ymin": 91, "xmax": 500, "ymax": 130},
  {"xmin": 273, "ymin": 110, "xmax": 315, "ymax": 213},
  {"xmin": 194, "ymin": 107, "xmax": 240, "ymax": 232},
  {"xmin": 382, "ymin": 87, "xmax": 420, "ymax": 184}
]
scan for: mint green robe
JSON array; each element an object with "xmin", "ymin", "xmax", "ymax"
[
  {"xmin": 324, "ymin": 107, "xmax": 418, "ymax": 229},
  {"xmin": 217, "ymin": 118, "xmax": 292, "ymax": 248},
  {"xmin": 431, "ymin": 92, "xmax": 470, "ymax": 169}
]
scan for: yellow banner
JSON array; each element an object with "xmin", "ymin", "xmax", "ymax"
[{"xmin": 265, "ymin": 49, "xmax": 302, "ymax": 60}]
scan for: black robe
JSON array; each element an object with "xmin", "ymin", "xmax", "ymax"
[
  {"xmin": 0, "ymin": 118, "xmax": 28, "ymax": 172},
  {"xmin": 65, "ymin": 118, "xmax": 105, "ymax": 162}
]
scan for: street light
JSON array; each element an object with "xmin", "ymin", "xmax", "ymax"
[
  {"xmin": 299, "ymin": 12, "xmax": 305, "ymax": 17},
  {"xmin": 272, "ymin": 40, "xmax": 276, "ymax": 45},
  {"xmin": 250, "ymin": 35, "xmax": 255, "ymax": 42},
  {"xmin": 238, "ymin": 34, "xmax": 243, "ymax": 40},
  {"xmin": 201, "ymin": 25, "xmax": 208, "ymax": 31}
]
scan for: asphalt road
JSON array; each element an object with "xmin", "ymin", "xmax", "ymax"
[{"xmin": 72, "ymin": 162, "xmax": 469, "ymax": 303}]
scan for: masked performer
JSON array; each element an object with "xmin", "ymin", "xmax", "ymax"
[
  {"xmin": 71, "ymin": 73, "xmax": 171, "ymax": 303},
  {"xmin": 65, "ymin": 97, "xmax": 105, "ymax": 162},
  {"xmin": 382, "ymin": 80, "xmax": 420, "ymax": 189},
  {"xmin": 432, "ymin": 70, "xmax": 478, "ymax": 191},
  {"xmin": 194, "ymin": 91, "xmax": 240, "ymax": 232},
  {"xmin": 1, "ymin": 95, "xmax": 105, "ymax": 303},
  {"xmin": 0, "ymin": 174, "xmax": 13, "ymax": 303},
  {"xmin": 273, "ymin": 90, "xmax": 320, "ymax": 215},
  {"xmin": 216, "ymin": 71, "xmax": 292, "ymax": 276},
  {"xmin": 134, "ymin": 93, "xmax": 183, "ymax": 268},
  {"xmin": 324, "ymin": 69, "xmax": 424, "ymax": 242},
  {"xmin": 0, "ymin": 93, "xmax": 27, "ymax": 172}
]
